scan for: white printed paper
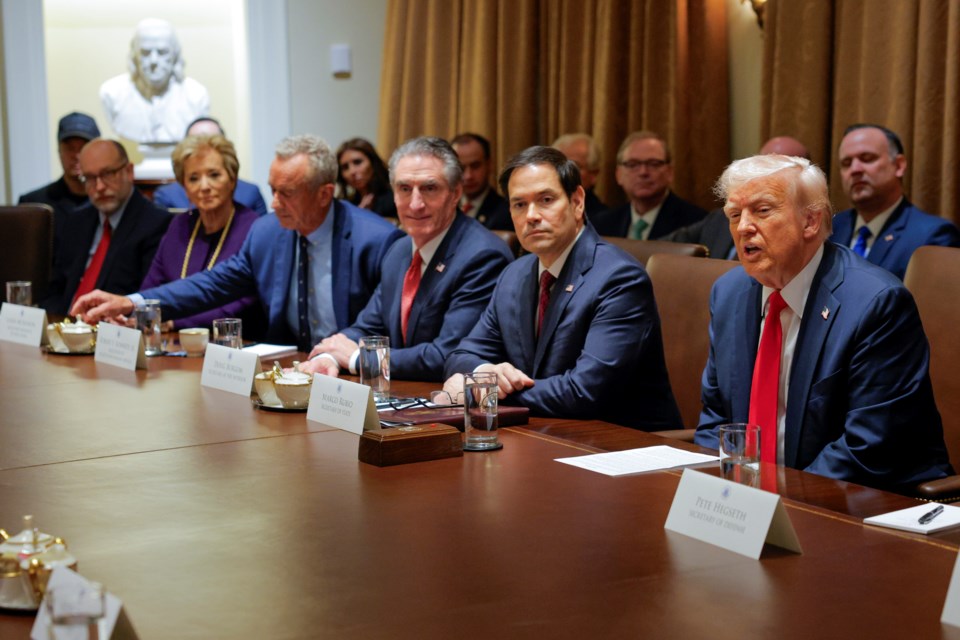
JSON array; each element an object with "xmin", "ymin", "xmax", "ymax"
[{"xmin": 556, "ymin": 445, "xmax": 717, "ymax": 476}]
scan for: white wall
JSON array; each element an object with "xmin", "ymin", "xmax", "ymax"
[{"xmin": 286, "ymin": 0, "xmax": 387, "ymax": 154}]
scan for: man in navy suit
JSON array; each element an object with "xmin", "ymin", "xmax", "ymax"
[
  {"xmin": 43, "ymin": 139, "xmax": 171, "ymax": 315},
  {"xmin": 302, "ymin": 137, "xmax": 514, "ymax": 381},
  {"xmin": 71, "ymin": 135, "xmax": 404, "ymax": 348},
  {"xmin": 591, "ymin": 131, "xmax": 705, "ymax": 239},
  {"xmin": 152, "ymin": 117, "xmax": 268, "ymax": 216},
  {"xmin": 830, "ymin": 124, "xmax": 960, "ymax": 280},
  {"xmin": 442, "ymin": 146, "xmax": 682, "ymax": 431},
  {"xmin": 694, "ymin": 153, "xmax": 951, "ymax": 491},
  {"xmin": 451, "ymin": 133, "xmax": 512, "ymax": 230}
]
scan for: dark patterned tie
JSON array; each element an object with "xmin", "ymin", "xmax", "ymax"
[
  {"xmin": 297, "ymin": 235, "xmax": 311, "ymax": 352},
  {"xmin": 537, "ymin": 270, "xmax": 556, "ymax": 337}
]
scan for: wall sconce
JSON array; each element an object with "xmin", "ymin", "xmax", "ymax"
[{"xmin": 741, "ymin": 0, "xmax": 767, "ymax": 28}]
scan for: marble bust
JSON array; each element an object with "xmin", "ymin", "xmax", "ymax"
[{"xmin": 100, "ymin": 18, "xmax": 210, "ymax": 144}]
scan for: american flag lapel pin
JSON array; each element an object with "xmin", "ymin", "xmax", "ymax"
[
  {"xmin": 565, "ymin": 284, "xmax": 574, "ymax": 292},
  {"xmin": 436, "ymin": 263, "xmax": 445, "ymax": 273},
  {"xmin": 821, "ymin": 307, "xmax": 830, "ymax": 320},
  {"xmin": 884, "ymin": 234, "xmax": 894, "ymax": 242}
]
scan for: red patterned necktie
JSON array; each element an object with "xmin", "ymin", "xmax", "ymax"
[
  {"xmin": 72, "ymin": 221, "xmax": 112, "ymax": 304},
  {"xmin": 748, "ymin": 290, "xmax": 788, "ymax": 466},
  {"xmin": 400, "ymin": 250, "xmax": 423, "ymax": 344},
  {"xmin": 537, "ymin": 270, "xmax": 556, "ymax": 337}
]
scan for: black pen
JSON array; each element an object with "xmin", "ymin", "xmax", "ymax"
[{"xmin": 918, "ymin": 505, "xmax": 944, "ymax": 525}]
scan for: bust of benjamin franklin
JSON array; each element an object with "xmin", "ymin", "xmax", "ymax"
[{"xmin": 100, "ymin": 18, "xmax": 210, "ymax": 144}]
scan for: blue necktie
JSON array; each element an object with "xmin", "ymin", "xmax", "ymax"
[
  {"xmin": 297, "ymin": 235, "xmax": 311, "ymax": 352},
  {"xmin": 852, "ymin": 225, "xmax": 872, "ymax": 257}
]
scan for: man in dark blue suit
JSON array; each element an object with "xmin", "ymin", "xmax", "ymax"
[
  {"xmin": 152, "ymin": 117, "xmax": 268, "ymax": 216},
  {"xmin": 831, "ymin": 124, "xmax": 960, "ymax": 280},
  {"xmin": 442, "ymin": 146, "xmax": 682, "ymax": 431},
  {"xmin": 451, "ymin": 133, "xmax": 512, "ymax": 230},
  {"xmin": 694, "ymin": 153, "xmax": 951, "ymax": 492},
  {"xmin": 591, "ymin": 131, "xmax": 705, "ymax": 239},
  {"xmin": 71, "ymin": 135, "xmax": 403, "ymax": 348},
  {"xmin": 302, "ymin": 137, "xmax": 514, "ymax": 381}
]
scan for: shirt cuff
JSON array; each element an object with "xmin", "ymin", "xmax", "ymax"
[
  {"xmin": 310, "ymin": 353, "xmax": 339, "ymax": 370},
  {"xmin": 348, "ymin": 349, "xmax": 360, "ymax": 375},
  {"xmin": 127, "ymin": 293, "xmax": 145, "ymax": 309}
]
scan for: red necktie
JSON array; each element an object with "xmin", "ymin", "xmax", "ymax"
[
  {"xmin": 748, "ymin": 291, "xmax": 788, "ymax": 467},
  {"xmin": 72, "ymin": 221, "xmax": 112, "ymax": 304},
  {"xmin": 462, "ymin": 201, "xmax": 474, "ymax": 215},
  {"xmin": 400, "ymin": 250, "xmax": 422, "ymax": 344},
  {"xmin": 537, "ymin": 271, "xmax": 556, "ymax": 337}
]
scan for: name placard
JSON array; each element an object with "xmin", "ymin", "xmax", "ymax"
[
  {"xmin": 200, "ymin": 344, "xmax": 261, "ymax": 395},
  {"xmin": 664, "ymin": 468, "xmax": 802, "ymax": 559},
  {"xmin": 941, "ymin": 552, "xmax": 960, "ymax": 627},
  {"xmin": 307, "ymin": 375, "xmax": 379, "ymax": 435},
  {"xmin": 31, "ymin": 566, "xmax": 140, "ymax": 640},
  {"xmin": 0, "ymin": 303, "xmax": 47, "ymax": 346},
  {"xmin": 94, "ymin": 324, "xmax": 147, "ymax": 370}
]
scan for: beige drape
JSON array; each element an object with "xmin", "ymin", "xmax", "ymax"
[
  {"xmin": 763, "ymin": 0, "xmax": 960, "ymax": 223},
  {"xmin": 378, "ymin": 0, "xmax": 730, "ymax": 209}
]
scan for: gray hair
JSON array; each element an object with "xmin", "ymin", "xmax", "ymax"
[
  {"xmin": 389, "ymin": 137, "xmax": 463, "ymax": 188},
  {"xmin": 275, "ymin": 134, "xmax": 338, "ymax": 189},
  {"xmin": 552, "ymin": 132, "xmax": 601, "ymax": 171},
  {"xmin": 714, "ymin": 154, "xmax": 833, "ymax": 236}
]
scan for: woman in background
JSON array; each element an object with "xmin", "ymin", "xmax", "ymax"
[
  {"xmin": 141, "ymin": 134, "xmax": 264, "ymax": 334},
  {"xmin": 336, "ymin": 137, "xmax": 396, "ymax": 218}
]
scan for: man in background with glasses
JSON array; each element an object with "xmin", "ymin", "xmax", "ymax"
[
  {"xmin": 42, "ymin": 139, "xmax": 171, "ymax": 315},
  {"xmin": 592, "ymin": 131, "xmax": 705, "ymax": 239}
]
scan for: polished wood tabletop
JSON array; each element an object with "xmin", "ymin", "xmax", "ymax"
[{"xmin": 2, "ymin": 340, "xmax": 959, "ymax": 639}]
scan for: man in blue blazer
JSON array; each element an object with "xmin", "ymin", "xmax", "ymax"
[
  {"xmin": 153, "ymin": 116, "xmax": 268, "ymax": 216},
  {"xmin": 442, "ymin": 146, "xmax": 682, "ymax": 431},
  {"xmin": 71, "ymin": 135, "xmax": 403, "ymax": 348},
  {"xmin": 831, "ymin": 124, "xmax": 960, "ymax": 280},
  {"xmin": 302, "ymin": 137, "xmax": 514, "ymax": 381},
  {"xmin": 694, "ymin": 153, "xmax": 951, "ymax": 492},
  {"xmin": 590, "ymin": 131, "xmax": 705, "ymax": 239}
]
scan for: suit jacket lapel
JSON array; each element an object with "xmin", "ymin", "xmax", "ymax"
[
  {"xmin": 784, "ymin": 244, "xmax": 842, "ymax": 467},
  {"xmin": 330, "ymin": 201, "xmax": 351, "ymax": 329},
  {"xmin": 733, "ymin": 279, "xmax": 763, "ymax": 420},
  {"xmin": 407, "ymin": 214, "xmax": 463, "ymax": 339},
  {"xmin": 96, "ymin": 193, "xmax": 140, "ymax": 288},
  {"xmin": 271, "ymin": 228, "xmax": 297, "ymax": 324},
  {"xmin": 533, "ymin": 230, "xmax": 594, "ymax": 374},
  {"xmin": 514, "ymin": 260, "xmax": 539, "ymax": 372},
  {"xmin": 867, "ymin": 199, "xmax": 908, "ymax": 269}
]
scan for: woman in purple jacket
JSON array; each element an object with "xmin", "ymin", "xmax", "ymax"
[{"xmin": 141, "ymin": 135, "xmax": 262, "ymax": 332}]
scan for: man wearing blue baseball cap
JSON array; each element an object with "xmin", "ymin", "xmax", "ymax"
[{"xmin": 19, "ymin": 112, "xmax": 102, "ymax": 256}]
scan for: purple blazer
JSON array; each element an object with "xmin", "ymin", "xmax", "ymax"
[{"xmin": 140, "ymin": 204, "xmax": 259, "ymax": 330}]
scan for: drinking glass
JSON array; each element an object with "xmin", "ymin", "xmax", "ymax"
[
  {"xmin": 212, "ymin": 318, "xmax": 243, "ymax": 349},
  {"xmin": 134, "ymin": 299, "xmax": 163, "ymax": 356},
  {"xmin": 359, "ymin": 335, "xmax": 390, "ymax": 401},
  {"xmin": 718, "ymin": 423, "xmax": 761, "ymax": 487},
  {"xmin": 5, "ymin": 280, "xmax": 32, "ymax": 306},
  {"xmin": 463, "ymin": 371, "xmax": 501, "ymax": 451}
]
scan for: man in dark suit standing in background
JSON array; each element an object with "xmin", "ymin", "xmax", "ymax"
[
  {"xmin": 451, "ymin": 133, "xmax": 512, "ymax": 230},
  {"xmin": 43, "ymin": 138, "xmax": 171, "ymax": 315},
  {"xmin": 695, "ymin": 153, "xmax": 951, "ymax": 491},
  {"xmin": 302, "ymin": 137, "xmax": 514, "ymax": 381},
  {"xmin": 19, "ymin": 112, "xmax": 102, "ymax": 259},
  {"xmin": 443, "ymin": 146, "xmax": 681, "ymax": 431},
  {"xmin": 830, "ymin": 123, "xmax": 960, "ymax": 280},
  {"xmin": 591, "ymin": 130, "xmax": 705, "ymax": 239}
]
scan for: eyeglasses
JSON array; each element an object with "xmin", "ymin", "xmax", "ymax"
[
  {"xmin": 80, "ymin": 162, "xmax": 129, "ymax": 187},
  {"xmin": 619, "ymin": 159, "xmax": 669, "ymax": 171}
]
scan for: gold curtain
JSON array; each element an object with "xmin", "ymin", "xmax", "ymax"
[
  {"xmin": 763, "ymin": 0, "xmax": 960, "ymax": 223},
  {"xmin": 378, "ymin": 0, "xmax": 730, "ymax": 209}
]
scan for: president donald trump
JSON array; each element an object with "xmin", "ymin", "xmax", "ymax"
[{"xmin": 694, "ymin": 153, "xmax": 951, "ymax": 491}]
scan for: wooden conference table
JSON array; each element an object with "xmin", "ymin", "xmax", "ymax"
[{"xmin": 1, "ymin": 339, "xmax": 959, "ymax": 639}]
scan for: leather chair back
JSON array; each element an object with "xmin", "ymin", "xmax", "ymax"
[
  {"xmin": 0, "ymin": 205, "xmax": 53, "ymax": 303},
  {"xmin": 601, "ymin": 236, "xmax": 708, "ymax": 265},
  {"xmin": 646, "ymin": 253, "xmax": 738, "ymax": 429},
  {"xmin": 904, "ymin": 246, "xmax": 960, "ymax": 469}
]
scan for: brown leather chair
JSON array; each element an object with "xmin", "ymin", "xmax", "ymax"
[
  {"xmin": 601, "ymin": 236, "xmax": 708, "ymax": 265},
  {"xmin": 905, "ymin": 247, "xmax": 960, "ymax": 501},
  {"xmin": 492, "ymin": 230, "xmax": 522, "ymax": 257},
  {"xmin": 645, "ymin": 253, "xmax": 739, "ymax": 440},
  {"xmin": 0, "ymin": 204, "xmax": 54, "ymax": 303}
]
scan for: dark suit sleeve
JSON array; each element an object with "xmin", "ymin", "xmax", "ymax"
[
  {"xmin": 930, "ymin": 220, "xmax": 960, "ymax": 248},
  {"xmin": 805, "ymin": 286, "xmax": 948, "ymax": 485},
  {"xmin": 443, "ymin": 276, "xmax": 511, "ymax": 378},
  {"xmin": 693, "ymin": 283, "xmax": 727, "ymax": 450},
  {"xmin": 510, "ymin": 263, "xmax": 662, "ymax": 418},
  {"xmin": 387, "ymin": 246, "xmax": 512, "ymax": 381}
]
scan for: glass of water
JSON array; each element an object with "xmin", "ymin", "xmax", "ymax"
[
  {"xmin": 5, "ymin": 280, "xmax": 32, "ymax": 306},
  {"xmin": 463, "ymin": 371, "xmax": 501, "ymax": 451},
  {"xmin": 134, "ymin": 299, "xmax": 163, "ymax": 356},
  {"xmin": 212, "ymin": 318, "xmax": 243, "ymax": 349},
  {"xmin": 718, "ymin": 423, "xmax": 761, "ymax": 487},
  {"xmin": 359, "ymin": 335, "xmax": 390, "ymax": 401}
]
